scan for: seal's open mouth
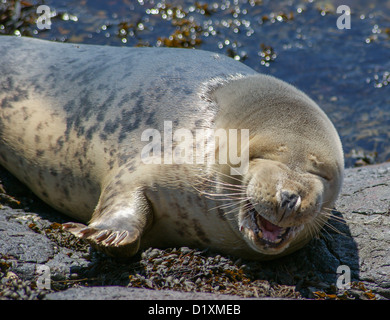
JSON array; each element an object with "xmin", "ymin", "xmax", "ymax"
[{"xmin": 240, "ymin": 201, "xmax": 303, "ymax": 249}]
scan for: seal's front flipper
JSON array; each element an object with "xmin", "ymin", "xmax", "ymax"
[
  {"xmin": 62, "ymin": 222, "xmax": 141, "ymax": 258},
  {"xmin": 63, "ymin": 189, "xmax": 153, "ymax": 258}
]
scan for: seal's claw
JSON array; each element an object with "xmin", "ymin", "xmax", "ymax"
[
  {"xmin": 116, "ymin": 231, "xmax": 129, "ymax": 245},
  {"xmin": 103, "ymin": 232, "xmax": 119, "ymax": 246},
  {"xmin": 62, "ymin": 222, "xmax": 82, "ymax": 230},
  {"xmin": 95, "ymin": 230, "xmax": 110, "ymax": 242},
  {"xmin": 62, "ymin": 222, "xmax": 90, "ymax": 237},
  {"xmin": 63, "ymin": 222, "xmax": 141, "ymax": 258},
  {"xmin": 92, "ymin": 228, "xmax": 141, "ymax": 258}
]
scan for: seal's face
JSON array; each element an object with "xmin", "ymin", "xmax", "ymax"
[{"xmin": 238, "ymin": 159, "xmax": 329, "ymax": 256}]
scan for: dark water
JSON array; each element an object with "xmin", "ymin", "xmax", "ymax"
[{"xmin": 4, "ymin": 0, "xmax": 390, "ymax": 168}]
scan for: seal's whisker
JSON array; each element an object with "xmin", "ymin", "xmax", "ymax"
[
  {"xmin": 317, "ymin": 223, "xmax": 333, "ymax": 240},
  {"xmin": 323, "ymin": 214, "xmax": 348, "ymax": 225},
  {"xmin": 202, "ymin": 191, "xmax": 249, "ymax": 200},
  {"xmin": 203, "ymin": 191, "xmax": 247, "ymax": 197},
  {"xmin": 227, "ymin": 203, "xmax": 252, "ymax": 217},
  {"xmin": 305, "ymin": 221, "xmax": 316, "ymax": 239},
  {"xmin": 222, "ymin": 202, "xmax": 251, "ymax": 216},
  {"xmin": 214, "ymin": 185, "xmax": 246, "ymax": 192},
  {"xmin": 200, "ymin": 174, "xmax": 245, "ymax": 186},
  {"xmin": 307, "ymin": 216, "xmax": 326, "ymax": 239},
  {"xmin": 321, "ymin": 206, "xmax": 341, "ymax": 213},
  {"xmin": 322, "ymin": 219, "xmax": 347, "ymax": 236},
  {"xmin": 204, "ymin": 188, "xmax": 247, "ymax": 195},
  {"xmin": 209, "ymin": 198, "xmax": 250, "ymax": 212},
  {"xmin": 317, "ymin": 220, "xmax": 337, "ymax": 240},
  {"xmin": 308, "ymin": 211, "xmax": 347, "ymax": 239},
  {"xmin": 321, "ymin": 205, "xmax": 335, "ymax": 210},
  {"xmin": 312, "ymin": 225, "xmax": 321, "ymax": 239},
  {"xmin": 241, "ymin": 202, "xmax": 258, "ymax": 216},
  {"xmin": 204, "ymin": 197, "xmax": 249, "ymax": 203},
  {"xmin": 207, "ymin": 167, "xmax": 244, "ymax": 184},
  {"xmin": 192, "ymin": 187, "xmax": 247, "ymax": 203},
  {"xmin": 198, "ymin": 177, "xmax": 246, "ymax": 192},
  {"xmin": 320, "ymin": 210, "xmax": 348, "ymax": 225},
  {"xmin": 192, "ymin": 177, "xmax": 246, "ymax": 198},
  {"xmin": 197, "ymin": 175, "xmax": 243, "ymax": 186},
  {"xmin": 223, "ymin": 197, "xmax": 251, "ymax": 208},
  {"xmin": 223, "ymin": 208, "xmax": 241, "ymax": 216}
]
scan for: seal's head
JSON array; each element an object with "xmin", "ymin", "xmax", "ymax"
[
  {"xmin": 238, "ymin": 158, "xmax": 334, "ymax": 256},
  {"xmin": 209, "ymin": 74, "xmax": 344, "ymax": 259}
]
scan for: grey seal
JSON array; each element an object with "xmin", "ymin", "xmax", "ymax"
[{"xmin": 0, "ymin": 36, "xmax": 344, "ymax": 260}]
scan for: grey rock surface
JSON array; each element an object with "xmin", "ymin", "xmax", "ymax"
[
  {"xmin": 335, "ymin": 163, "xmax": 390, "ymax": 297},
  {"xmin": 45, "ymin": 286, "xmax": 287, "ymax": 300},
  {"xmin": 0, "ymin": 163, "xmax": 389, "ymax": 300}
]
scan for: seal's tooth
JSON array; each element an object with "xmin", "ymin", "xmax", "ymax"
[{"xmin": 273, "ymin": 237, "xmax": 282, "ymax": 244}]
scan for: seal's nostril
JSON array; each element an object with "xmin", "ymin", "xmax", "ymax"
[{"xmin": 280, "ymin": 191, "xmax": 299, "ymax": 209}]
